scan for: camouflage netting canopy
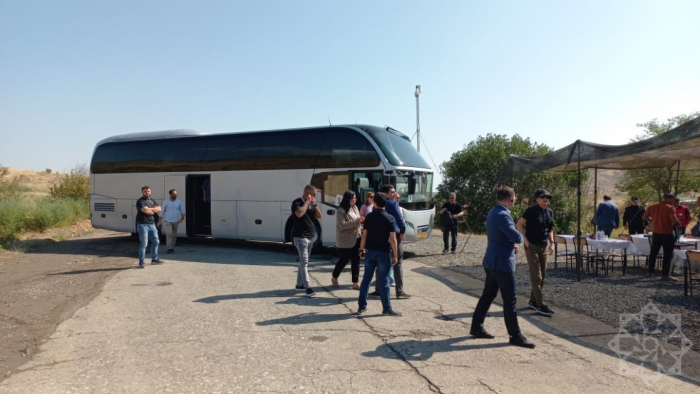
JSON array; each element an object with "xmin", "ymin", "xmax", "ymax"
[{"xmin": 498, "ymin": 116, "xmax": 700, "ymax": 181}]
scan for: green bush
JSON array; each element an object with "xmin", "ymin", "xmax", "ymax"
[
  {"xmin": 49, "ymin": 164, "xmax": 89, "ymax": 201},
  {"xmin": 0, "ymin": 196, "xmax": 89, "ymax": 240}
]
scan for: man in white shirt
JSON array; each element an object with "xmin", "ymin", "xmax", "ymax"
[{"xmin": 158, "ymin": 189, "xmax": 186, "ymax": 253}]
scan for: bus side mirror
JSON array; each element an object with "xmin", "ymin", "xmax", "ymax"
[{"xmin": 408, "ymin": 177, "xmax": 416, "ymax": 195}]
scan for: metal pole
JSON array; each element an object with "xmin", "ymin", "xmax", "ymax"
[
  {"xmin": 577, "ymin": 142, "xmax": 582, "ymax": 281},
  {"xmin": 415, "ymin": 85, "xmax": 422, "ymax": 152},
  {"xmin": 675, "ymin": 161, "xmax": 681, "ymax": 196},
  {"xmin": 593, "ymin": 167, "xmax": 598, "ymax": 233}
]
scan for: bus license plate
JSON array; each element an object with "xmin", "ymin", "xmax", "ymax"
[{"xmin": 418, "ymin": 233, "xmax": 427, "ymax": 239}]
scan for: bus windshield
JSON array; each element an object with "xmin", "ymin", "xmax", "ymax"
[
  {"xmin": 387, "ymin": 172, "xmax": 433, "ymax": 210},
  {"xmin": 362, "ymin": 126, "xmax": 431, "ymax": 169}
]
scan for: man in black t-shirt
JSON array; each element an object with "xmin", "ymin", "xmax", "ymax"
[
  {"xmin": 440, "ymin": 192, "xmax": 464, "ymax": 254},
  {"xmin": 515, "ymin": 189, "xmax": 554, "ymax": 316},
  {"xmin": 135, "ymin": 186, "xmax": 163, "ymax": 269},
  {"xmin": 291, "ymin": 185, "xmax": 322, "ymax": 297},
  {"xmin": 623, "ymin": 196, "xmax": 646, "ymax": 235},
  {"xmin": 356, "ymin": 192, "xmax": 401, "ymax": 316}
]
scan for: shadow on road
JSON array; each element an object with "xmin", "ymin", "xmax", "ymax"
[
  {"xmin": 362, "ymin": 336, "xmax": 509, "ymax": 361},
  {"xmin": 256, "ymin": 312, "xmax": 354, "ymax": 326}
]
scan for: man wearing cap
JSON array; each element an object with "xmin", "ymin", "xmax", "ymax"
[
  {"xmin": 516, "ymin": 189, "xmax": 555, "ymax": 316},
  {"xmin": 623, "ymin": 196, "xmax": 646, "ymax": 235},
  {"xmin": 596, "ymin": 195, "xmax": 620, "ymax": 237}
]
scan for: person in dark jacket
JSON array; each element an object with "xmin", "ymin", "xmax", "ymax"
[
  {"xmin": 623, "ymin": 196, "xmax": 646, "ymax": 235},
  {"xmin": 470, "ymin": 186, "xmax": 535, "ymax": 349},
  {"xmin": 596, "ymin": 195, "xmax": 620, "ymax": 236}
]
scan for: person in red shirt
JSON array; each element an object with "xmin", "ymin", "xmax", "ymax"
[
  {"xmin": 674, "ymin": 198, "xmax": 692, "ymax": 238},
  {"xmin": 643, "ymin": 193, "xmax": 681, "ymax": 279}
]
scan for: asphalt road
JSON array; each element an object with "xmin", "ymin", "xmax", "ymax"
[{"xmin": 0, "ymin": 239, "xmax": 697, "ymax": 393}]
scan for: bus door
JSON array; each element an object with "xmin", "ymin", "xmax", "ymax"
[
  {"xmin": 310, "ymin": 171, "xmax": 353, "ymax": 246},
  {"xmin": 186, "ymin": 174, "xmax": 211, "ymax": 236},
  {"xmin": 163, "ymin": 176, "xmax": 187, "ymax": 236}
]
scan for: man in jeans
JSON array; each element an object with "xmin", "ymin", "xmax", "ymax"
[
  {"xmin": 291, "ymin": 185, "xmax": 322, "ymax": 297},
  {"xmin": 516, "ymin": 189, "xmax": 555, "ymax": 316},
  {"xmin": 357, "ymin": 192, "xmax": 401, "ymax": 316},
  {"xmin": 470, "ymin": 186, "xmax": 534, "ymax": 349},
  {"xmin": 158, "ymin": 189, "xmax": 185, "ymax": 253},
  {"xmin": 135, "ymin": 186, "xmax": 164, "ymax": 268},
  {"xmin": 369, "ymin": 184, "xmax": 411, "ymax": 299},
  {"xmin": 643, "ymin": 193, "xmax": 681, "ymax": 280},
  {"xmin": 440, "ymin": 192, "xmax": 464, "ymax": 254}
]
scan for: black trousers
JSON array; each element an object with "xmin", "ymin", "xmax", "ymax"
[
  {"xmin": 471, "ymin": 268, "xmax": 521, "ymax": 337},
  {"xmin": 443, "ymin": 223, "xmax": 458, "ymax": 251},
  {"xmin": 628, "ymin": 225, "xmax": 645, "ymax": 235},
  {"xmin": 375, "ymin": 238, "xmax": 404, "ymax": 293},
  {"xmin": 332, "ymin": 237, "xmax": 361, "ymax": 283},
  {"xmin": 649, "ymin": 233, "xmax": 675, "ymax": 277}
]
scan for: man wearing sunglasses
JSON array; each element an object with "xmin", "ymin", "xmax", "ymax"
[{"xmin": 516, "ymin": 189, "xmax": 555, "ymax": 317}]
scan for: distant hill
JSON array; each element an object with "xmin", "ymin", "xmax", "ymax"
[{"xmin": 584, "ymin": 169, "xmax": 623, "ymax": 197}]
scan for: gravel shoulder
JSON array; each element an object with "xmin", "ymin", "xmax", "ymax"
[
  {"xmin": 0, "ymin": 227, "xmax": 135, "ymax": 381},
  {"xmin": 404, "ymin": 231, "xmax": 700, "ymax": 353}
]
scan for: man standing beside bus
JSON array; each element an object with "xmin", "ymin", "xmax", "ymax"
[
  {"xmin": 292, "ymin": 185, "xmax": 322, "ymax": 297},
  {"xmin": 440, "ymin": 192, "xmax": 464, "ymax": 254},
  {"xmin": 158, "ymin": 189, "xmax": 185, "ymax": 253},
  {"xmin": 136, "ymin": 186, "xmax": 163, "ymax": 269}
]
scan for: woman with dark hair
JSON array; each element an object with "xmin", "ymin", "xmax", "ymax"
[{"xmin": 332, "ymin": 190, "xmax": 363, "ymax": 289}]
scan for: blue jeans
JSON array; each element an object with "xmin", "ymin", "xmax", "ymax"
[
  {"xmin": 359, "ymin": 250, "xmax": 392, "ymax": 312},
  {"xmin": 137, "ymin": 223, "xmax": 160, "ymax": 263}
]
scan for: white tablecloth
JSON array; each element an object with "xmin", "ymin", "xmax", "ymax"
[
  {"xmin": 671, "ymin": 249, "xmax": 700, "ymax": 273},
  {"xmin": 558, "ymin": 235, "xmax": 637, "ymax": 254}
]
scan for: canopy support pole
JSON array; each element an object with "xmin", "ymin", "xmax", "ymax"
[
  {"xmin": 675, "ymin": 161, "xmax": 681, "ymax": 196},
  {"xmin": 593, "ymin": 166, "xmax": 598, "ymax": 233},
  {"xmin": 577, "ymin": 143, "xmax": 582, "ymax": 281}
]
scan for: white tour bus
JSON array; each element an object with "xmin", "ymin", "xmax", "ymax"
[{"xmin": 89, "ymin": 125, "xmax": 435, "ymax": 249}]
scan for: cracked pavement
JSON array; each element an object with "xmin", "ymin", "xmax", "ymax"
[{"xmin": 0, "ymin": 242, "xmax": 697, "ymax": 393}]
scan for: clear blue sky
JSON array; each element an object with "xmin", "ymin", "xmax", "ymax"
[{"xmin": 2, "ymin": 1, "xmax": 699, "ymax": 189}]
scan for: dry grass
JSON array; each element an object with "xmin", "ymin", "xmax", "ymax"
[{"xmin": 6, "ymin": 168, "xmax": 62, "ymax": 195}]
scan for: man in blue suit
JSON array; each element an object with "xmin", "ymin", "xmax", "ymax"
[
  {"xmin": 470, "ymin": 186, "xmax": 535, "ymax": 349},
  {"xmin": 596, "ymin": 195, "xmax": 620, "ymax": 237}
]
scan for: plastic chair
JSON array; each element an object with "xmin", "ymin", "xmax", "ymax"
[{"xmin": 684, "ymin": 251, "xmax": 700, "ymax": 296}]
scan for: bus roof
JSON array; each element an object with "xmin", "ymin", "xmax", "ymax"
[{"xmin": 94, "ymin": 125, "xmax": 411, "ymax": 147}]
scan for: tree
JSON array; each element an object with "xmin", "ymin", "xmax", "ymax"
[
  {"xmin": 616, "ymin": 112, "xmax": 700, "ymax": 203},
  {"xmin": 438, "ymin": 134, "xmax": 586, "ymax": 234},
  {"xmin": 49, "ymin": 164, "xmax": 90, "ymax": 201}
]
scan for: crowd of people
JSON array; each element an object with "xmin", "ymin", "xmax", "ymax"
[{"xmin": 131, "ymin": 181, "xmax": 699, "ymax": 350}]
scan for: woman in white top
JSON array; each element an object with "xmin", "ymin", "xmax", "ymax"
[{"xmin": 332, "ymin": 191, "xmax": 363, "ymax": 289}]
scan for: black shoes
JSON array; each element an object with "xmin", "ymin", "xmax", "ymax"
[
  {"xmin": 509, "ymin": 335, "xmax": 536, "ymax": 349},
  {"xmin": 356, "ymin": 307, "xmax": 367, "ymax": 315},
  {"xmin": 396, "ymin": 291, "xmax": 412, "ymax": 299},
  {"xmin": 442, "ymin": 248, "xmax": 449, "ymax": 255},
  {"xmin": 382, "ymin": 309, "xmax": 402, "ymax": 317},
  {"xmin": 136, "ymin": 265, "xmax": 145, "ymax": 269},
  {"xmin": 529, "ymin": 300, "xmax": 554, "ymax": 316},
  {"xmin": 368, "ymin": 291, "xmax": 381, "ymax": 298},
  {"xmin": 305, "ymin": 287, "xmax": 316, "ymax": 298},
  {"xmin": 470, "ymin": 330, "xmax": 495, "ymax": 339},
  {"xmin": 151, "ymin": 259, "xmax": 164, "ymax": 265},
  {"xmin": 536, "ymin": 305, "xmax": 555, "ymax": 316},
  {"xmin": 166, "ymin": 249, "xmax": 174, "ymax": 254},
  {"xmin": 295, "ymin": 285, "xmax": 306, "ymax": 291}
]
